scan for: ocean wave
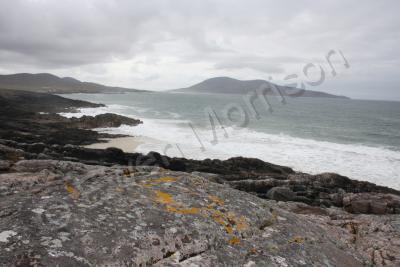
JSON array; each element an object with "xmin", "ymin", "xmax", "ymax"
[
  {"xmin": 110, "ymin": 118, "xmax": 400, "ymax": 189},
  {"xmin": 59, "ymin": 105, "xmax": 400, "ymax": 189}
]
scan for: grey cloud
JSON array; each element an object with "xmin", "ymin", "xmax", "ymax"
[
  {"xmin": 0, "ymin": 0, "xmax": 399, "ymax": 99},
  {"xmin": 214, "ymin": 60, "xmax": 284, "ymax": 74}
]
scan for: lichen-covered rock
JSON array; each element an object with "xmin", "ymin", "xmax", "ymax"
[
  {"xmin": 277, "ymin": 201, "xmax": 400, "ymax": 267},
  {"xmin": 0, "ymin": 160, "xmax": 371, "ymax": 266},
  {"xmin": 2, "ymin": 139, "xmax": 400, "ymax": 215}
]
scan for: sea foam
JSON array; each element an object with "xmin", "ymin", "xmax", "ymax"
[{"xmin": 61, "ymin": 105, "xmax": 400, "ymax": 190}]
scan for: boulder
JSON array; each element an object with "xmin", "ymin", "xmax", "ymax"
[
  {"xmin": 266, "ymin": 186, "xmax": 296, "ymax": 201},
  {"xmin": 343, "ymin": 193, "xmax": 400, "ymax": 214},
  {"xmin": 67, "ymin": 113, "xmax": 142, "ymax": 129}
]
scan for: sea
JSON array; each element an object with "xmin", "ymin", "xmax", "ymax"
[{"xmin": 60, "ymin": 91, "xmax": 400, "ymax": 189}]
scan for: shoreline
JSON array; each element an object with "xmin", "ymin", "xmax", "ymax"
[
  {"xmin": 2, "ymin": 88, "xmax": 400, "ymax": 265},
  {"xmin": 83, "ymin": 136, "xmax": 144, "ymax": 153}
]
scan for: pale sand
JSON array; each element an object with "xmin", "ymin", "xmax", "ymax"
[{"xmin": 83, "ymin": 136, "xmax": 143, "ymax": 153}]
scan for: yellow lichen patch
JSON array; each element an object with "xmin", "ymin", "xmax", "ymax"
[
  {"xmin": 154, "ymin": 191, "xmax": 176, "ymax": 205},
  {"xmin": 210, "ymin": 210, "xmax": 226, "ymax": 225},
  {"xmin": 152, "ymin": 176, "xmax": 179, "ymax": 183},
  {"xmin": 229, "ymin": 236, "xmax": 241, "ymax": 245},
  {"xmin": 248, "ymin": 247, "xmax": 258, "ymax": 255},
  {"xmin": 153, "ymin": 190, "xmax": 201, "ymax": 216},
  {"xmin": 65, "ymin": 182, "xmax": 80, "ymax": 199},
  {"xmin": 227, "ymin": 212, "xmax": 236, "ymax": 223},
  {"xmin": 290, "ymin": 236, "xmax": 305, "ymax": 244},
  {"xmin": 206, "ymin": 208, "xmax": 249, "ymax": 239},
  {"xmin": 226, "ymin": 213, "xmax": 249, "ymax": 232},
  {"xmin": 166, "ymin": 206, "xmax": 200, "ymax": 215},
  {"xmin": 225, "ymin": 225, "xmax": 234, "ymax": 234},
  {"xmin": 208, "ymin": 195, "xmax": 224, "ymax": 206},
  {"xmin": 203, "ymin": 205, "xmax": 213, "ymax": 211}
]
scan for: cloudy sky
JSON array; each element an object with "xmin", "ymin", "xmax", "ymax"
[{"xmin": 0, "ymin": 0, "xmax": 399, "ymax": 100}]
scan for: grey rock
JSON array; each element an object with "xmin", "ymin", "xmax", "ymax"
[
  {"xmin": 67, "ymin": 113, "xmax": 142, "ymax": 129},
  {"xmin": 0, "ymin": 160, "xmax": 370, "ymax": 266},
  {"xmin": 0, "ymin": 144, "xmax": 25, "ymax": 162},
  {"xmin": 343, "ymin": 193, "xmax": 400, "ymax": 214},
  {"xmin": 266, "ymin": 186, "xmax": 296, "ymax": 201},
  {"xmin": 0, "ymin": 160, "xmax": 11, "ymax": 171}
]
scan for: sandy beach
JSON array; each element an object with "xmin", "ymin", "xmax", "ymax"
[{"xmin": 83, "ymin": 136, "xmax": 143, "ymax": 153}]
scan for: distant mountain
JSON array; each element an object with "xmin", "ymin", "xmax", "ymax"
[
  {"xmin": 171, "ymin": 77, "xmax": 349, "ymax": 99},
  {"xmin": 0, "ymin": 73, "xmax": 145, "ymax": 94}
]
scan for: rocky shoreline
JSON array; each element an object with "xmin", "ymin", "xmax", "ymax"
[{"xmin": 1, "ymin": 89, "xmax": 399, "ymax": 266}]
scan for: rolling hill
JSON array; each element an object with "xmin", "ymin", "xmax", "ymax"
[
  {"xmin": 171, "ymin": 77, "xmax": 349, "ymax": 99},
  {"xmin": 0, "ymin": 73, "xmax": 145, "ymax": 94}
]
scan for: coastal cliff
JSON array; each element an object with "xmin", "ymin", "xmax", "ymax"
[{"xmin": 0, "ymin": 89, "xmax": 399, "ymax": 266}]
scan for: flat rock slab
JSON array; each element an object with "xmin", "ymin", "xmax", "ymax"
[{"xmin": 0, "ymin": 160, "xmax": 367, "ymax": 266}]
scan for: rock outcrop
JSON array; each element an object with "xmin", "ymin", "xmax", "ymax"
[
  {"xmin": 1, "ymin": 140, "xmax": 399, "ymax": 216},
  {"xmin": 1, "ymin": 160, "xmax": 398, "ymax": 266},
  {"xmin": 2, "ymin": 88, "xmax": 399, "ymax": 265},
  {"xmin": 0, "ymin": 89, "xmax": 141, "ymax": 145},
  {"xmin": 66, "ymin": 113, "xmax": 142, "ymax": 129},
  {"xmin": 227, "ymin": 172, "xmax": 400, "ymax": 211}
]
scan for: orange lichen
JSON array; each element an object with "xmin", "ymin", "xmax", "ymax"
[
  {"xmin": 248, "ymin": 247, "xmax": 258, "ymax": 255},
  {"xmin": 65, "ymin": 182, "xmax": 80, "ymax": 199},
  {"xmin": 229, "ymin": 236, "xmax": 241, "ymax": 245},
  {"xmin": 152, "ymin": 176, "xmax": 178, "ymax": 183},
  {"xmin": 225, "ymin": 225, "xmax": 234, "ymax": 234},
  {"xmin": 226, "ymin": 213, "xmax": 249, "ymax": 232},
  {"xmin": 166, "ymin": 206, "xmax": 200, "ymax": 215},
  {"xmin": 209, "ymin": 195, "xmax": 224, "ymax": 206},
  {"xmin": 151, "ymin": 187, "xmax": 248, "ymax": 244},
  {"xmin": 153, "ymin": 190, "xmax": 201, "ymax": 215},
  {"xmin": 154, "ymin": 191, "xmax": 176, "ymax": 205},
  {"xmin": 211, "ymin": 210, "xmax": 226, "ymax": 225}
]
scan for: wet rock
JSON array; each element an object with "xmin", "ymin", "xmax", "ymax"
[
  {"xmin": 343, "ymin": 193, "xmax": 400, "ymax": 214},
  {"xmin": 171, "ymin": 156, "xmax": 294, "ymax": 177},
  {"xmin": 67, "ymin": 113, "xmax": 142, "ymax": 129},
  {"xmin": 0, "ymin": 90, "xmax": 141, "ymax": 146}
]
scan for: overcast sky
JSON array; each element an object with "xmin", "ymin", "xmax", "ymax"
[{"xmin": 0, "ymin": 0, "xmax": 399, "ymax": 100}]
